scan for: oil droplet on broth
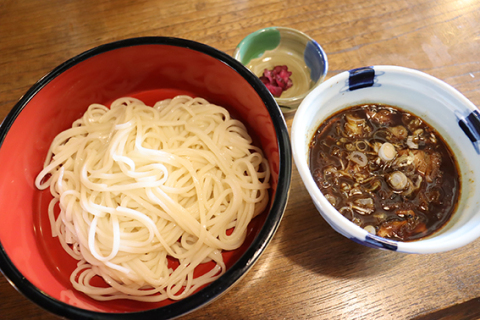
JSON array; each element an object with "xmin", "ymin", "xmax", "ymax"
[{"xmin": 247, "ymin": 48, "xmax": 312, "ymax": 99}]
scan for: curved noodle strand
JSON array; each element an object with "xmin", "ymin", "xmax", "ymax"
[{"xmin": 35, "ymin": 96, "xmax": 270, "ymax": 301}]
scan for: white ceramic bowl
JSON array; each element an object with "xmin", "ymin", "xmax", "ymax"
[{"xmin": 292, "ymin": 65, "xmax": 480, "ymax": 254}]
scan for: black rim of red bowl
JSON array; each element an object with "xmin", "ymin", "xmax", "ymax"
[{"xmin": 0, "ymin": 37, "xmax": 292, "ymax": 320}]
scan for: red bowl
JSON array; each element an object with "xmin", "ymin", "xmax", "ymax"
[{"xmin": 0, "ymin": 37, "xmax": 291, "ymax": 319}]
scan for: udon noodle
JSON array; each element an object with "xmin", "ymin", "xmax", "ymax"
[{"xmin": 35, "ymin": 96, "xmax": 270, "ymax": 301}]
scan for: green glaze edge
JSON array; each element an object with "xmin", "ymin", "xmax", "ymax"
[{"xmin": 235, "ymin": 27, "xmax": 281, "ymax": 65}]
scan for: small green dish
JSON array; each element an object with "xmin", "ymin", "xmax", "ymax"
[{"xmin": 233, "ymin": 27, "xmax": 328, "ymax": 113}]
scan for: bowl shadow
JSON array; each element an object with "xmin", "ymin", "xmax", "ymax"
[{"xmin": 277, "ymin": 164, "xmax": 402, "ymax": 279}]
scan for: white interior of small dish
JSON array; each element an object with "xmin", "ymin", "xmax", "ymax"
[{"xmin": 233, "ymin": 27, "xmax": 328, "ymax": 113}]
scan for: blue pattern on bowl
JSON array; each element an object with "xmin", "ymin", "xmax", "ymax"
[
  {"xmin": 349, "ymin": 235, "xmax": 398, "ymax": 251},
  {"xmin": 304, "ymin": 40, "xmax": 327, "ymax": 83}
]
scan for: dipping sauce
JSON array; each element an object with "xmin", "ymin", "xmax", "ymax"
[{"xmin": 309, "ymin": 104, "xmax": 460, "ymax": 241}]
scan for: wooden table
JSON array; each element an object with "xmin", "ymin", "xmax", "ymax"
[{"xmin": 1, "ymin": 0, "xmax": 480, "ymax": 319}]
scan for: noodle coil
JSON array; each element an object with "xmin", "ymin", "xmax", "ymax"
[{"xmin": 35, "ymin": 96, "xmax": 270, "ymax": 301}]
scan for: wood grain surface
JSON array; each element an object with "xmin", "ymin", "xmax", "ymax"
[{"xmin": 1, "ymin": 0, "xmax": 480, "ymax": 319}]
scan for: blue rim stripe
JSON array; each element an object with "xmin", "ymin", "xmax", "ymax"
[{"xmin": 348, "ymin": 66, "xmax": 375, "ymax": 91}]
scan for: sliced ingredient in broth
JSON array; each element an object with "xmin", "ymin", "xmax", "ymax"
[{"xmin": 309, "ymin": 104, "xmax": 460, "ymax": 241}]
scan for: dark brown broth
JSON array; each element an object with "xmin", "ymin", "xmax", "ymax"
[{"xmin": 309, "ymin": 104, "xmax": 460, "ymax": 241}]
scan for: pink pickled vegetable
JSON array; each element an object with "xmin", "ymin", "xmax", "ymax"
[{"xmin": 259, "ymin": 65, "xmax": 293, "ymax": 97}]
